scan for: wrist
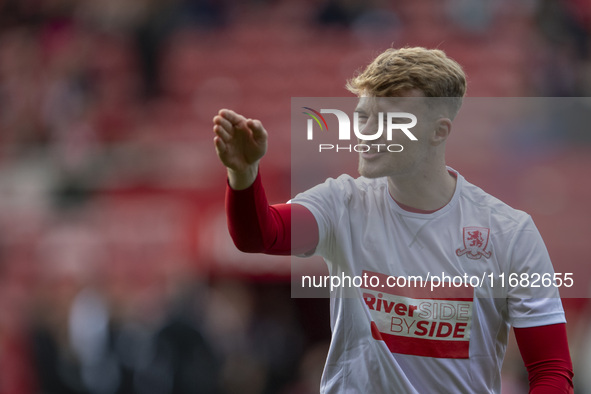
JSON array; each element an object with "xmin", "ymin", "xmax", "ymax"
[{"xmin": 227, "ymin": 164, "xmax": 259, "ymax": 190}]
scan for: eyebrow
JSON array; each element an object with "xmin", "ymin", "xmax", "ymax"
[{"xmin": 355, "ymin": 101, "xmax": 371, "ymax": 114}]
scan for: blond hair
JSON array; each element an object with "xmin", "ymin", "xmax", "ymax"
[{"xmin": 346, "ymin": 47, "xmax": 467, "ymax": 118}]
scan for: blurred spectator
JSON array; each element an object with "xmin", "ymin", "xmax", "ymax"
[
  {"xmin": 316, "ymin": 0, "xmax": 368, "ymax": 27},
  {"xmin": 445, "ymin": 0, "xmax": 496, "ymax": 34},
  {"xmin": 124, "ymin": 277, "xmax": 221, "ymax": 394},
  {"xmin": 281, "ymin": 341, "xmax": 329, "ymax": 394},
  {"xmin": 532, "ymin": 0, "xmax": 591, "ymax": 95}
]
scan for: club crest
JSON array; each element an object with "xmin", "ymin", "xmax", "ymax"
[{"xmin": 456, "ymin": 227, "xmax": 492, "ymax": 260}]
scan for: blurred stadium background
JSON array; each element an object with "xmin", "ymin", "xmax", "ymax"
[{"xmin": 0, "ymin": 0, "xmax": 590, "ymax": 393}]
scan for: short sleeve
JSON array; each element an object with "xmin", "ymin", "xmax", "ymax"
[
  {"xmin": 506, "ymin": 217, "xmax": 566, "ymax": 328},
  {"xmin": 290, "ymin": 175, "xmax": 353, "ymax": 257}
]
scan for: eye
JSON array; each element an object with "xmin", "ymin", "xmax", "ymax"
[{"xmin": 389, "ymin": 117, "xmax": 407, "ymax": 124}]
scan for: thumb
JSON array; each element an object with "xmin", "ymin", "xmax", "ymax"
[{"xmin": 247, "ymin": 119, "xmax": 266, "ymax": 140}]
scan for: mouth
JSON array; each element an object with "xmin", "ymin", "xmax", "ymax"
[
  {"xmin": 360, "ymin": 150, "xmax": 385, "ymax": 160},
  {"xmin": 359, "ymin": 140, "xmax": 385, "ymax": 158}
]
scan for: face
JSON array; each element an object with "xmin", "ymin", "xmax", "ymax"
[{"xmin": 355, "ymin": 89, "xmax": 449, "ymax": 179}]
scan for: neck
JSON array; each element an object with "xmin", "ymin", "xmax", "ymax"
[{"xmin": 387, "ymin": 165, "xmax": 457, "ymax": 211}]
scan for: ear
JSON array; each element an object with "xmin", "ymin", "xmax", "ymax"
[{"xmin": 431, "ymin": 118, "xmax": 452, "ymax": 146}]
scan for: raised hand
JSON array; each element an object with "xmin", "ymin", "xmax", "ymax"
[{"xmin": 213, "ymin": 109, "xmax": 268, "ymax": 189}]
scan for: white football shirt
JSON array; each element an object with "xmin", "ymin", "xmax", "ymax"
[{"xmin": 291, "ymin": 168, "xmax": 565, "ymax": 394}]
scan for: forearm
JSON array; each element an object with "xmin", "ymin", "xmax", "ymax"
[
  {"xmin": 225, "ymin": 170, "xmax": 318, "ymax": 255},
  {"xmin": 514, "ymin": 323, "xmax": 574, "ymax": 393}
]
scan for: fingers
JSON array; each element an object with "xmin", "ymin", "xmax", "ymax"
[
  {"xmin": 213, "ymin": 112, "xmax": 235, "ymax": 141},
  {"xmin": 214, "ymin": 113, "xmax": 233, "ymax": 131},
  {"xmin": 213, "ymin": 123, "xmax": 232, "ymax": 142},
  {"xmin": 213, "ymin": 135, "xmax": 227, "ymax": 156},
  {"xmin": 218, "ymin": 109, "xmax": 247, "ymax": 129},
  {"xmin": 214, "ymin": 110, "xmax": 266, "ymax": 151},
  {"xmin": 214, "ymin": 109, "xmax": 254, "ymax": 141}
]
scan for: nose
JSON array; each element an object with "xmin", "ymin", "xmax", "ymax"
[{"xmin": 355, "ymin": 112, "xmax": 383, "ymax": 141}]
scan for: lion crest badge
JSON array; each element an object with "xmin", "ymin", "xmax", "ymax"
[{"xmin": 456, "ymin": 227, "xmax": 492, "ymax": 260}]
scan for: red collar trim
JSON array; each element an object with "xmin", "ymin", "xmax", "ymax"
[{"xmin": 392, "ymin": 170, "xmax": 458, "ymax": 214}]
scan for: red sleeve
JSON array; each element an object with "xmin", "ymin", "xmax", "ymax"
[
  {"xmin": 514, "ymin": 323, "xmax": 574, "ymax": 393},
  {"xmin": 225, "ymin": 171, "xmax": 319, "ymax": 255}
]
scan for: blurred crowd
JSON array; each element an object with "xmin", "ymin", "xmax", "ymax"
[{"xmin": 0, "ymin": 0, "xmax": 590, "ymax": 393}]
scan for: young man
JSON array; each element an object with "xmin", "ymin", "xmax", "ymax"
[{"xmin": 212, "ymin": 47, "xmax": 574, "ymax": 393}]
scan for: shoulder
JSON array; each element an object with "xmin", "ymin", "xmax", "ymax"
[
  {"xmin": 298, "ymin": 174, "xmax": 386, "ymax": 200},
  {"xmin": 458, "ymin": 176, "xmax": 532, "ymax": 231}
]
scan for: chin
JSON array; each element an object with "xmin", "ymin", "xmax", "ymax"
[{"xmin": 358, "ymin": 163, "xmax": 387, "ymax": 179}]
